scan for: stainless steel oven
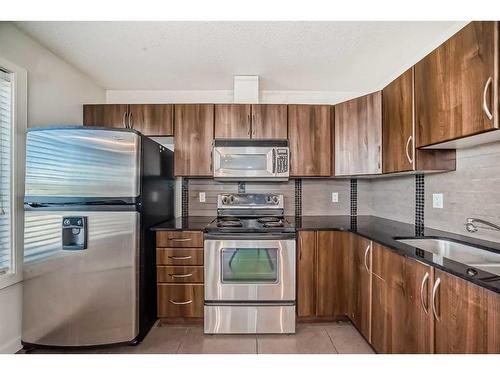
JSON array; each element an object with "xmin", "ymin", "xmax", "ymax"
[
  {"xmin": 213, "ymin": 139, "xmax": 289, "ymax": 181},
  {"xmin": 204, "ymin": 233, "xmax": 296, "ymax": 334}
]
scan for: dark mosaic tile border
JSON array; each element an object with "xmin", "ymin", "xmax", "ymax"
[
  {"xmin": 350, "ymin": 179, "xmax": 357, "ymax": 217},
  {"xmin": 181, "ymin": 177, "xmax": 189, "ymax": 218},
  {"xmin": 294, "ymin": 179, "xmax": 302, "ymax": 217},
  {"xmin": 415, "ymin": 174, "xmax": 425, "ymax": 236}
]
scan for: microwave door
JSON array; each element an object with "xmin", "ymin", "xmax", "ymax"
[{"xmin": 213, "ymin": 147, "xmax": 274, "ymax": 180}]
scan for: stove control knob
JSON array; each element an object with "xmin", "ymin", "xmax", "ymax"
[
  {"xmin": 229, "ymin": 195, "xmax": 235, "ymax": 204},
  {"xmin": 222, "ymin": 195, "xmax": 229, "ymax": 205},
  {"xmin": 266, "ymin": 195, "xmax": 272, "ymax": 203},
  {"xmin": 272, "ymin": 196, "xmax": 279, "ymax": 205}
]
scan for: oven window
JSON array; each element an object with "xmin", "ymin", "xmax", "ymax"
[
  {"xmin": 220, "ymin": 154, "xmax": 267, "ymax": 171},
  {"xmin": 221, "ymin": 248, "xmax": 279, "ymax": 283}
]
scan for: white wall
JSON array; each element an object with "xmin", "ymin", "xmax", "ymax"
[
  {"xmin": 0, "ymin": 22, "xmax": 105, "ymax": 127},
  {"xmin": 0, "ymin": 22, "xmax": 105, "ymax": 354}
]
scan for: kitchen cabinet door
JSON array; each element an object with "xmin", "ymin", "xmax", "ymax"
[
  {"xmin": 349, "ymin": 235, "xmax": 372, "ymax": 340},
  {"xmin": 214, "ymin": 104, "xmax": 251, "ymax": 139},
  {"xmin": 297, "ymin": 231, "xmax": 316, "ymax": 318},
  {"xmin": 174, "ymin": 104, "xmax": 214, "ymax": 176},
  {"xmin": 251, "ymin": 104, "xmax": 288, "ymax": 139},
  {"xmin": 415, "ymin": 21, "xmax": 498, "ymax": 147},
  {"xmin": 128, "ymin": 104, "xmax": 173, "ymax": 136},
  {"xmin": 335, "ymin": 92, "xmax": 382, "ymax": 176},
  {"xmin": 382, "ymin": 69, "xmax": 414, "ymax": 173},
  {"xmin": 433, "ymin": 269, "xmax": 488, "ymax": 353},
  {"xmin": 371, "ymin": 243, "xmax": 433, "ymax": 353},
  {"xmin": 487, "ymin": 289, "xmax": 500, "ymax": 353},
  {"xmin": 83, "ymin": 104, "xmax": 129, "ymax": 128},
  {"xmin": 316, "ymin": 231, "xmax": 351, "ymax": 317},
  {"xmin": 288, "ymin": 105, "xmax": 333, "ymax": 177}
]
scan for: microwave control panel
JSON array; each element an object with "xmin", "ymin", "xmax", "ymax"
[{"xmin": 276, "ymin": 148, "xmax": 289, "ymax": 173}]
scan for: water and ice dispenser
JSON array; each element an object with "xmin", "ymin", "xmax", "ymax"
[{"xmin": 62, "ymin": 216, "xmax": 88, "ymax": 250}]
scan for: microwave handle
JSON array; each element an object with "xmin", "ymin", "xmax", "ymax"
[{"xmin": 272, "ymin": 148, "xmax": 276, "ymax": 174}]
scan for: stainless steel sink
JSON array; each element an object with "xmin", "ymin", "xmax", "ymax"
[{"xmin": 396, "ymin": 238, "xmax": 500, "ymax": 276}]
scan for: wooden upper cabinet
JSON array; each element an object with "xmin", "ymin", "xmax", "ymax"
[
  {"xmin": 433, "ymin": 269, "xmax": 488, "ymax": 353},
  {"xmin": 335, "ymin": 92, "xmax": 382, "ymax": 176},
  {"xmin": 297, "ymin": 231, "xmax": 316, "ymax": 318},
  {"xmin": 349, "ymin": 235, "xmax": 372, "ymax": 340},
  {"xmin": 415, "ymin": 21, "xmax": 498, "ymax": 147},
  {"xmin": 371, "ymin": 243, "xmax": 433, "ymax": 353},
  {"xmin": 214, "ymin": 104, "xmax": 251, "ymax": 139},
  {"xmin": 288, "ymin": 105, "xmax": 333, "ymax": 177},
  {"xmin": 174, "ymin": 104, "xmax": 214, "ymax": 176},
  {"xmin": 128, "ymin": 104, "xmax": 173, "ymax": 136},
  {"xmin": 382, "ymin": 69, "xmax": 414, "ymax": 173},
  {"xmin": 83, "ymin": 104, "xmax": 129, "ymax": 128},
  {"xmin": 251, "ymin": 104, "xmax": 287, "ymax": 139}
]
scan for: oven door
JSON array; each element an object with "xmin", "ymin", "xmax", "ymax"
[
  {"xmin": 213, "ymin": 146, "xmax": 275, "ymax": 180},
  {"xmin": 204, "ymin": 235, "xmax": 296, "ymax": 301}
]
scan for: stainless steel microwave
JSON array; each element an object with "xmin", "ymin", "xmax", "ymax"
[{"xmin": 213, "ymin": 139, "xmax": 290, "ymax": 181}]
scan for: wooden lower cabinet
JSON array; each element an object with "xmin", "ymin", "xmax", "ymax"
[
  {"xmin": 371, "ymin": 243, "xmax": 433, "ymax": 353},
  {"xmin": 157, "ymin": 284, "xmax": 204, "ymax": 318},
  {"xmin": 317, "ymin": 231, "xmax": 351, "ymax": 317},
  {"xmin": 297, "ymin": 231, "xmax": 317, "ymax": 317},
  {"xmin": 296, "ymin": 230, "xmax": 351, "ymax": 319},
  {"xmin": 487, "ymin": 289, "xmax": 500, "ymax": 353},
  {"xmin": 349, "ymin": 235, "xmax": 372, "ymax": 340},
  {"xmin": 434, "ymin": 269, "xmax": 489, "ymax": 353},
  {"xmin": 156, "ymin": 231, "xmax": 204, "ymax": 320}
]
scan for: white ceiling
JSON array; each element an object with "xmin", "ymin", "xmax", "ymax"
[{"xmin": 15, "ymin": 21, "xmax": 466, "ymax": 92}]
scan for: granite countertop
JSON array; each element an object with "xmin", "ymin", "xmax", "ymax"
[{"xmin": 150, "ymin": 214, "xmax": 500, "ymax": 294}]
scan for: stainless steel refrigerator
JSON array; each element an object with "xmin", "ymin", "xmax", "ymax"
[{"xmin": 22, "ymin": 126, "xmax": 174, "ymax": 348}]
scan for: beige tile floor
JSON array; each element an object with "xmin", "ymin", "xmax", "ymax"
[{"xmin": 21, "ymin": 321, "xmax": 374, "ymax": 354}]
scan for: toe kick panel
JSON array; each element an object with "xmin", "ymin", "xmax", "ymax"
[{"xmin": 204, "ymin": 304, "xmax": 296, "ymax": 334}]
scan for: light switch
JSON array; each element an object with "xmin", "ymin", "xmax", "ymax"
[
  {"xmin": 331, "ymin": 192, "xmax": 339, "ymax": 203},
  {"xmin": 432, "ymin": 193, "xmax": 443, "ymax": 209},
  {"xmin": 199, "ymin": 192, "xmax": 206, "ymax": 203}
]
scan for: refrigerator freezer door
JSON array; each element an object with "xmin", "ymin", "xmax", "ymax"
[
  {"xmin": 22, "ymin": 210, "xmax": 139, "ymax": 347},
  {"xmin": 25, "ymin": 128, "xmax": 141, "ymax": 199}
]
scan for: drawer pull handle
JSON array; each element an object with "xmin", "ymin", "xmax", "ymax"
[
  {"xmin": 169, "ymin": 238, "xmax": 192, "ymax": 242},
  {"xmin": 169, "ymin": 299, "xmax": 192, "ymax": 305},
  {"xmin": 168, "ymin": 273, "xmax": 193, "ymax": 278},
  {"xmin": 168, "ymin": 256, "xmax": 192, "ymax": 260}
]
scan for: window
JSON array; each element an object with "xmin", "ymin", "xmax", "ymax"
[
  {"xmin": 0, "ymin": 68, "xmax": 13, "ymax": 276},
  {"xmin": 0, "ymin": 58, "xmax": 26, "ymax": 290}
]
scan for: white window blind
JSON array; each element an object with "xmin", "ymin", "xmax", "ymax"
[{"xmin": 0, "ymin": 68, "xmax": 13, "ymax": 275}]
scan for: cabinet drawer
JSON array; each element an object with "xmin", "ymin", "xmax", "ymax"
[
  {"xmin": 157, "ymin": 231, "xmax": 203, "ymax": 248},
  {"xmin": 157, "ymin": 284, "xmax": 204, "ymax": 318},
  {"xmin": 157, "ymin": 266, "xmax": 204, "ymax": 283},
  {"xmin": 156, "ymin": 248, "xmax": 204, "ymax": 265}
]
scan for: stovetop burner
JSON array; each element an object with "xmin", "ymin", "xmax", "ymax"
[
  {"xmin": 262, "ymin": 221, "xmax": 284, "ymax": 228},
  {"xmin": 257, "ymin": 217, "xmax": 281, "ymax": 223},
  {"xmin": 217, "ymin": 220, "xmax": 243, "ymax": 227}
]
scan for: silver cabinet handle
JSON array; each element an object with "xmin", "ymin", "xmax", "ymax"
[
  {"xmin": 377, "ymin": 145, "xmax": 381, "ymax": 171},
  {"xmin": 170, "ymin": 238, "xmax": 192, "ymax": 242},
  {"xmin": 432, "ymin": 277, "xmax": 441, "ymax": 321},
  {"xmin": 128, "ymin": 111, "xmax": 134, "ymax": 129},
  {"xmin": 405, "ymin": 135, "xmax": 413, "ymax": 164},
  {"xmin": 210, "ymin": 149, "xmax": 213, "ymax": 172},
  {"xmin": 299, "ymin": 234, "xmax": 303, "ymax": 261},
  {"xmin": 122, "ymin": 112, "xmax": 128, "ymax": 128},
  {"xmin": 420, "ymin": 272, "xmax": 430, "ymax": 314},
  {"xmin": 169, "ymin": 299, "xmax": 192, "ymax": 305},
  {"xmin": 252, "ymin": 114, "xmax": 256, "ymax": 136},
  {"xmin": 168, "ymin": 256, "xmax": 192, "ymax": 260},
  {"xmin": 364, "ymin": 244, "xmax": 370, "ymax": 273},
  {"xmin": 483, "ymin": 76, "xmax": 493, "ymax": 120},
  {"xmin": 168, "ymin": 273, "xmax": 193, "ymax": 278}
]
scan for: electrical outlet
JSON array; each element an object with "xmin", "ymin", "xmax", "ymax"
[
  {"xmin": 199, "ymin": 192, "xmax": 206, "ymax": 203},
  {"xmin": 432, "ymin": 193, "xmax": 443, "ymax": 209},
  {"xmin": 331, "ymin": 192, "xmax": 339, "ymax": 203}
]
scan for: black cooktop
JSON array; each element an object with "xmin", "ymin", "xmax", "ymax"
[{"xmin": 205, "ymin": 216, "xmax": 296, "ymax": 233}]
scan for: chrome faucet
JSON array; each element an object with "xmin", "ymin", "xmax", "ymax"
[{"xmin": 465, "ymin": 218, "xmax": 500, "ymax": 233}]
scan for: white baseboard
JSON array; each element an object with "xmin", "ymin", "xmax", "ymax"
[{"xmin": 0, "ymin": 336, "xmax": 22, "ymax": 354}]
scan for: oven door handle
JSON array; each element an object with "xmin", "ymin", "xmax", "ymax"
[{"xmin": 204, "ymin": 233, "xmax": 297, "ymax": 241}]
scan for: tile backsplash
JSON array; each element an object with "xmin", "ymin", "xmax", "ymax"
[
  {"xmin": 358, "ymin": 141, "xmax": 500, "ymax": 243},
  {"xmin": 188, "ymin": 179, "xmax": 296, "ymax": 216},
  {"xmin": 302, "ymin": 179, "xmax": 350, "ymax": 216}
]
